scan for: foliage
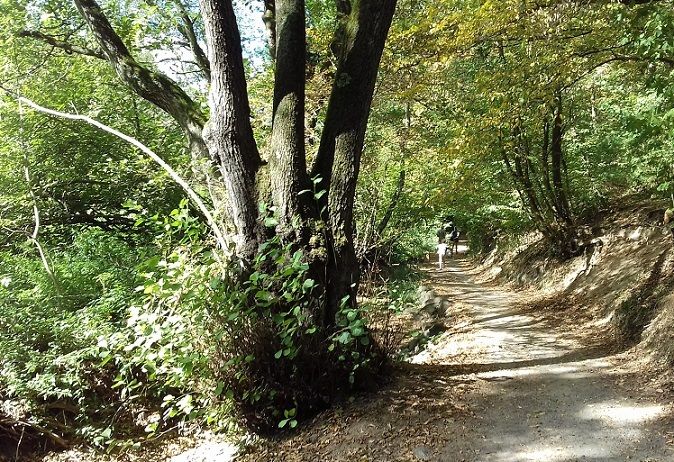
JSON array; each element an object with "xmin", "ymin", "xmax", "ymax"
[
  {"xmin": 361, "ymin": 0, "xmax": 674, "ymax": 256},
  {"xmin": 210, "ymin": 230, "xmax": 382, "ymax": 432},
  {"xmin": 0, "ymin": 201, "xmax": 229, "ymax": 449},
  {"xmin": 0, "ymin": 228, "xmax": 146, "ymax": 446},
  {"xmin": 2, "ymin": 0, "xmax": 674, "ymax": 452}
]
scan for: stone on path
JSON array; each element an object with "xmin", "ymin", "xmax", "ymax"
[
  {"xmin": 169, "ymin": 441, "xmax": 238, "ymax": 462},
  {"xmin": 412, "ymin": 445, "xmax": 432, "ymax": 461}
]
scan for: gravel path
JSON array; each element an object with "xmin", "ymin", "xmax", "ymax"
[{"xmin": 417, "ymin": 254, "xmax": 673, "ymax": 462}]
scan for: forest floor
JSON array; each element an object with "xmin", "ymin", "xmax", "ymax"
[
  {"xmin": 35, "ymin": 246, "xmax": 674, "ymax": 462},
  {"xmin": 237, "ymin": 248, "xmax": 674, "ymax": 462}
]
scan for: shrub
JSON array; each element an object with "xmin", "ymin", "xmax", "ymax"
[
  {"xmin": 0, "ymin": 228, "xmax": 146, "ymax": 449},
  {"xmin": 210, "ymin": 236, "xmax": 383, "ymax": 433}
]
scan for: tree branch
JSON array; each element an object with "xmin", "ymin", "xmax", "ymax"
[
  {"xmin": 312, "ymin": 0, "xmax": 397, "ymax": 204},
  {"xmin": 172, "ymin": 0, "xmax": 211, "ymax": 82},
  {"xmin": 263, "ymin": 0, "xmax": 276, "ymax": 58},
  {"xmin": 311, "ymin": 0, "xmax": 397, "ymax": 320},
  {"xmin": 4, "ymin": 89, "xmax": 232, "ymax": 257},
  {"xmin": 376, "ymin": 169, "xmax": 405, "ymax": 236},
  {"xmin": 17, "ymin": 30, "xmax": 105, "ymax": 59},
  {"xmin": 17, "ymin": 99, "xmax": 61, "ymax": 292},
  {"xmin": 562, "ymin": 52, "xmax": 674, "ymax": 91},
  {"xmin": 72, "ymin": 0, "xmax": 207, "ymax": 156}
]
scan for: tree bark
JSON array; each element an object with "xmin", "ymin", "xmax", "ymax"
[
  {"xmin": 269, "ymin": 0, "xmax": 309, "ymax": 229},
  {"xmin": 199, "ymin": 0, "xmax": 263, "ymax": 260},
  {"xmin": 550, "ymin": 96, "xmax": 573, "ymax": 226},
  {"xmin": 310, "ymin": 0, "xmax": 397, "ymax": 322},
  {"xmin": 66, "ymin": 0, "xmax": 398, "ymax": 321}
]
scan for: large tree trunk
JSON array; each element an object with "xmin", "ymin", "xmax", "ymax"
[
  {"xmin": 269, "ymin": 0, "xmax": 309, "ymax": 230},
  {"xmin": 311, "ymin": 0, "xmax": 397, "ymax": 322},
  {"xmin": 199, "ymin": 0, "xmax": 263, "ymax": 261}
]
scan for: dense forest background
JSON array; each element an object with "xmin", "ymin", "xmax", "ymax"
[{"xmin": 1, "ymin": 0, "xmax": 674, "ymax": 453}]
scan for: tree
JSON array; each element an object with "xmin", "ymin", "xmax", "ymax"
[
  {"xmin": 15, "ymin": 0, "xmax": 397, "ymax": 427},
  {"xmin": 367, "ymin": 0, "xmax": 674, "ymax": 255}
]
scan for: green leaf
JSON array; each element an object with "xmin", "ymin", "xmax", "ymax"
[
  {"xmin": 214, "ymin": 382, "xmax": 225, "ymax": 396},
  {"xmin": 255, "ymin": 290, "xmax": 272, "ymax": 302},
  {"xmin": 337, "ymin": 331, "xmax": 351, "ymax": 344}
]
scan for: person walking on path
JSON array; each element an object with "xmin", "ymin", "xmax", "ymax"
[
  {"xmin": 450, "ymin": 226, "xmax": 460, "ymax": 256},
  {"xmin": 436, "ymin": 226, "xmax": 447, "ymax": 244},
  {"xmin": 441, "ymin": 218, "xmax": 459, "ymax": 256},
  {"xmin": 437, "ymin": 241, "xmax": 448, "ymax": 269}
]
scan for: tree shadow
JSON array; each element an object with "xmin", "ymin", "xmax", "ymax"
[{"xmin": 398, "ymin": 343, "xmax": 616, "ymax": 379}]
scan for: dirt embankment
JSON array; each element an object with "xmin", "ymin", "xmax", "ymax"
[{"xmin": 479, "ymin": 199, "xmax": 674, "ymax": 376}]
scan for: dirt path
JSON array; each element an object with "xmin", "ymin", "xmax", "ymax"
[
  {"xmin": 413, "ymin": 255, "xmax": 673, "ymax": 462},
  {"xmin": 240, "ymin": 252, "xmax": 674, "ymax": 461}
]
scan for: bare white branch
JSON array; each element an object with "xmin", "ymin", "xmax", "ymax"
[{"xmin": 12, "ymin": 93, "xmax": 232, "ymax": 258}]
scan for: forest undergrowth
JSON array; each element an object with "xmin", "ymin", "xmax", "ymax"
[{"xmin": 3, "ymin": 0, "xmax": 674, "ymax": 459}]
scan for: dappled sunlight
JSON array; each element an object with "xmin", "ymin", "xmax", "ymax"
[
  {"xmin": 478, "ymin": 358, "xmax": 612, "ymax": 380},
  {"xmin": 493, "ymin": 444, "xmax": 613, "ymax": 462},
  {"xmin": 579, "ymin": 402, "xmax": 665, "ymax": 426},
  {"xmin": 169, "ymin": 441, "xmax": 238, "ymax": 462},
  {"xmin": 417, "ymin": 257, "xmax": 674, "ymax": 461}
]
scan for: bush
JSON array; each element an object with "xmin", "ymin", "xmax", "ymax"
[
  {"xmin": 0, "ymin": 200, "xmax": 390, "ymax": 449},
  {"xmin": 209, "ymin": 236, "xmax": 383, "ymax": 433},
  {"xmin": 0, "ymin": 228, "xmax": 146, "ymax": 449}
]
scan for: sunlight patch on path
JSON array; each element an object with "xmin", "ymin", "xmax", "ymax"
[
  {"xmin": 170, "ymin": 441, "xmax": 238, "ymax": 462},
  {"xmin": 424, "ymin": 257, "xmax": 673, "ymax": 462},
  {"xmin": 579, "ymin": 401, "xmax": 665, "ymax": 426}
]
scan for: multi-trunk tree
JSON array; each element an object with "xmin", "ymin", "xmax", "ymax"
[
  {"xmin": 18, "ymin": 0, "xmax": 397, "ymax": 427},
  {"xmin": 500, "ymin": 94, "xmax": 577, "ymax": 257},
  {"xmin": 55, "ymin": 0, "xmax": 395, "ymax": 313}
]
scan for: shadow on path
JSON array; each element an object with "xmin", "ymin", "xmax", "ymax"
[{"xmin": 406, "ymin": 257, "xmax": 673, "ymax": 462}]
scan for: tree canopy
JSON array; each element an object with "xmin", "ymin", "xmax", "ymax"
[{"xmin": 1, "ymin": 0, "xmax": 674, "ymax": 451}]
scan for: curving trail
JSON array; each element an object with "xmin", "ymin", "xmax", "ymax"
[
  {"xmin": 237, "ymin": 248, "xmax": 674, "ymax": 462},
  {"xmin": 417, "ymin": 253, "xmax": 673, "ymax": 462}
]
